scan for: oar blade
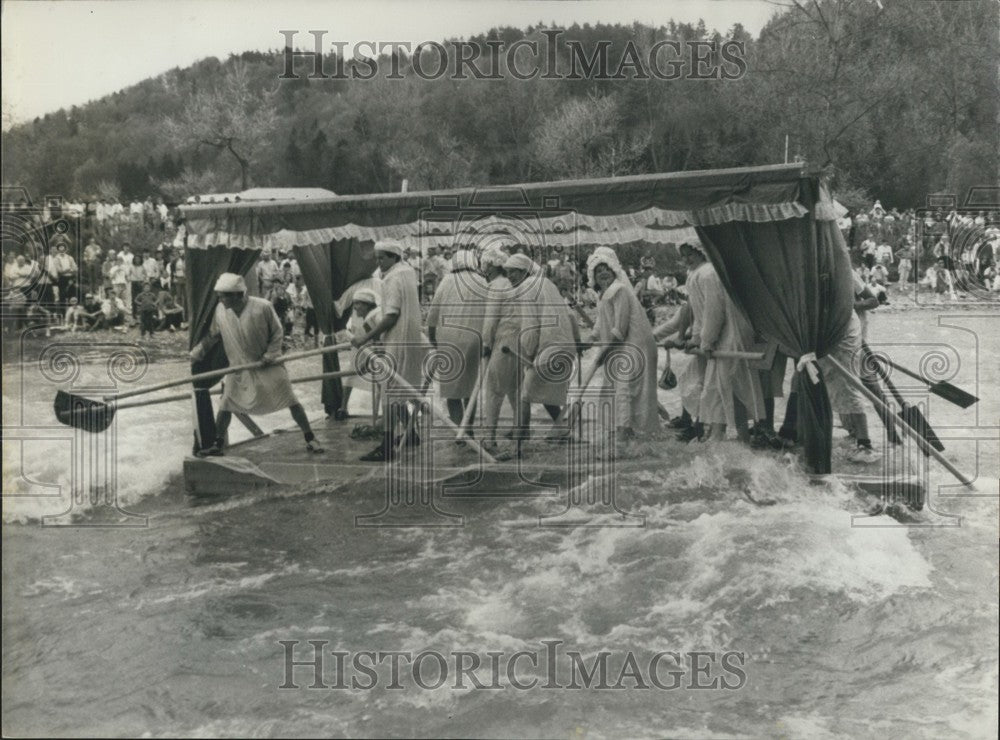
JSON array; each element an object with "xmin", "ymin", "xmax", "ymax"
[
  {"xmin": 900, "ymin": 404, "xmax": 945, "ymax": 452},
  {"xmin": 54, "ymin": 390, "xmax": 114, "ymax": 433},
  {"xmin": 929, "ymin": 381, "xmax": 978, "ymax": 410}
]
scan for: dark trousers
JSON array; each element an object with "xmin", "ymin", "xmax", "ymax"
[{"xmin": 139, "ymin": 310, "xmax": 158, "ymax": 335}]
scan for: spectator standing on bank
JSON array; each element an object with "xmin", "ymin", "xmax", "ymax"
[{"xmin": 82, "ymin": 236, "xmax": 103, "ymax": 293}]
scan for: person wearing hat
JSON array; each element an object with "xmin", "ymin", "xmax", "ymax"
[
  {"xmin": 339, "ymin": 287, "xmax": 382, "ymax": 420},
  {"xmin": 48, "ymin": 241, "xmax": 77, "ymax": 306},
  {"xmin": 351, "ymin": 241, "xmax": 427, "ymax": 461},
  {"xmin": 480, "ymin": 248, "xmax": 524, "ymax": 453},
  {"xmin": 189, "ymin": 272, "xmax": 324, "ymax": 456},
  {"xmin": 427, "ymin": 249, "xmax": 488, "ymax": 425},
  {"xmin": 585, "ymin": 248, "xmax": 659, "ymax": 442},
  {"xmin": 257, "ymin": 249, "xmax": 279, "ymax": 297},
  {"xmin": 511, "ymin": 253, "xmax": 581, "ymax": 440}
]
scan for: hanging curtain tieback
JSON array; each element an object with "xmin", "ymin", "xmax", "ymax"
[{"xmin": 796, "ymin": 352, "xmax": 821, "ymax": 385}]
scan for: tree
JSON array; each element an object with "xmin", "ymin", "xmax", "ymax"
[
  {"xmin": 163, "ymin": 62, "xmax": 277, "ymax": 190},
  {"xmin": 532, "ymin": 93, "xmax": 649, "ymax": 179}
]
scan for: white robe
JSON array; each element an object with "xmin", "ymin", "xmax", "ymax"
[
  {"xmin": 697, "ymin": 267, "xmax": 764, "ymax": 426},
  {"xmin": 481, "ymin": 275, "xmax": 523, "ymax": 430},
  {"xmin": 678, "ymin": 261, "xmax": 713, "ymax": 418},
  {"xmin": 206, "ymin": 297, "xmax": 299, "ymax": 415},
  {"xmin": 521, "ymin": 275, "xmax": 576, "ymax": 406},
  {"xmin": 379, "ymin": 261, "xmax": 428, "ymax": 392},
  {"xmin": 426, "ymin": 268, "xmax": 487, "ymax": 398},
  {"xmin": 592, "ymin": 279, "xmax": 659, "ymax": 432}
]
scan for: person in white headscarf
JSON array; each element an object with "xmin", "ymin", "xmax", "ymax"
[
  {"xmin": 480, "ymin": 247, "xmax": 523, "ymax": 453},
  {"xmin": 189, "ymin": 272, "xmax": 324, "ymax": 455},
  {"xmin": 351, "ymin": 240, "xmax": 428, "ymax": 461},
  {"xmin": 427, "ymin": 249, "xmax": 489, "ymax": 424},
  {"xmin": 337, "ymin": 287, "xmax": 382, "ymax": 419},
  {"xmin": 585, "ymin": 247, "xmax": 659, "ymax": 440}
]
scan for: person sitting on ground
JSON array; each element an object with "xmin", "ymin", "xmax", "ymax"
[
  {"xmin": 156, "ymin": 287, "xmax": 184, "ymax": 332},
  {"xmin": 90, "ymin": 287, "xmax": 127, "ymax": 331},
  {"xmin": 80, "ymin": 292, "xmax": 103, "ymax": 329},
  {"xmin": 63, "ymin": 297, "xmax": 87, "ymax": 331}
]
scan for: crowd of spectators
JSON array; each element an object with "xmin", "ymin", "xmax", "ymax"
[{"xmin": 838, "ymin": 200, "xmax": 1000, "ymax": 300}]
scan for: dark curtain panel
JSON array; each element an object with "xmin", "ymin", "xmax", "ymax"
[
  {"xmin": 293, "ymin": 238, "xmax": 376, "ymax": 415},
  {"xmin": 695, "ymin": 215, "xmax": 854, "ymax": 473},
  {"xmin": 185, "ymin": 245, "xmax": 260, "ymax": 451}
]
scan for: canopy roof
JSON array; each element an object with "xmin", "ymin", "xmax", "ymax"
[{"xmin": 179, "ymin": 163, "xmax": 821, "ymax": 250}]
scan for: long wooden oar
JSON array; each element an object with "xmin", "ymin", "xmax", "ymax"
[
  {"xmin": 108, "ymin": 370, "xmax": 359, "ymax": 412},
  {"xmin": 456, "ymin": 364, "xmax": 485, "ymax": 440},
  {"xmin": 826, "ymin": 356, "xmax": 973, "ymax": 487},
  {"xmin": 880, "ymin": 357, "xmax": 978, "ymax": 409},
  {"xmin": 683, "ymin": 347, "xmax": 766, "ymax": 361},
  {"xmin": 384, "ymin": 369, "xmax": 497, "ymax": 464},
  {"xmin": 54, "ymin": 342, "xmax": 350, "ymax": 432},
  {"xmin": 863, "ymin": 343, "xmax": 942, "ymax": 451}
]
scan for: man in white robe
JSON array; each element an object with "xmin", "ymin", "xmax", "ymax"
[
  {"xmin": 696, "ymin": 264, "xmax": 765, "ymax": 442},
  {"xmin": 507, "ymin": 253, "xmax": 581, "ymax": 444},
  {"xmin": 189, "ymin": 272, "xmax": 323, "ymax": 456},
  {"xmin": 351, "ymin": 241, "xmax": 428, "ymax": 461},
  {"xmin": 480, "ymin": 248, "xmax": 524, "ymax": 453},
  {"xmin": 427, "ymin": 249, "xmax": 488, "ymax": 424}
]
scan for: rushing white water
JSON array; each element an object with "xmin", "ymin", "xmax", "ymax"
[{"xmin": 2, "ymin": 309, "xmax": 998, "ymax": 737}]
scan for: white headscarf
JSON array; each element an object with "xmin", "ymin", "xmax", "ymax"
[
  {"xmin": 503, "ymin": 253, "xmax": 535, "ymax": 273},
  {"xmin": 480, "ymin": 248, "xmax": 508, "ymax": 270},
  {"xmin": 451, "ymin": 249, "xmax": 478, "ymax": 272},
  {"xmin": 352, "ymin": 288, "xmax": 378, "ymax": 306},
  {"xmin": 374, "ymin": 240, "xmax": 405, "ymax": 259},
  {"xmin": 214, "ymin": 272, "xmax": 247, "ymax": 293},
  {"xmin": 586, "ymin": 247, "xmax": 629, "ymax": 289}
]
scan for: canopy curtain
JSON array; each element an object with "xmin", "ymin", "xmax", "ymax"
[
  {"xmin": 185, "ymin": 245, "xmax": 260, "ymax": 451},
  {"xmin": 694, "ymin": 215, "xmax": 854, "ymax": 474},
  {"xmin": 292, "ymin": 238, "xmax": 377, "ymax": 415}
]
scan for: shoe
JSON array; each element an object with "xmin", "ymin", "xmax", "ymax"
[
  {"xmin": 195, "ymin": 441, "xmax": 224, "ymax": 458},
  {"xmin": 675, "ymin": 426, "xmax": 702, "ymax": 443},
  {"xmin": 393, "ymin": 429, "xmax": 420, "ymax": 447},
  {"xmin": 305, "ymin": 440, "xmax": 325, "ymax": 454},
  {"xmin": 334, "ymin": 409, "xmax": 350, "ymax": 421},
  {"xmin": 360, "ymin": 433, "xmax": 394, "ymax": 461},
  {"xmin": 847, "ymin": 445, "xmax": 881, "ymax": 464},
  {"xmin": 668, "ymin": 416, "xmax": 691, "ymax": 430}
]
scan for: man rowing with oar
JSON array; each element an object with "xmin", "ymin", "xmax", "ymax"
[
  {"xmin": 351, "ymin": 240, "xmax": 428, "ymax": 462},
  {"xmin": 189, "ymin": 272, "xmax": 324, "ymax": 457}
]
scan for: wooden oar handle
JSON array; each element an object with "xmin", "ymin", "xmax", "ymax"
[
  {"xmin": 826, "ymin": 355, "xmax": 973, "ymax": 487},
  {"xmin": 386, "ymin": 369, "xmax": 498, "ymax": 464},
  {"xmin": 684, "ymin": 348, "xmax": 765, "ymax": 360},
  {"xmin": 111, "ymin": 369, "xmax": 358, "ymax": 412},
  {"xmin": 456, "ymin": 367, "xmax": 485, "ymax": 439},
  {"xmin": 106, "ymin": 342, "xmax": 351, "ymax": 402}
]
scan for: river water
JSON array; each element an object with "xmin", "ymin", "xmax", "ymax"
[{"xmin": 2, "ymin": 309, "xmax": 998, "ymax": 738}]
